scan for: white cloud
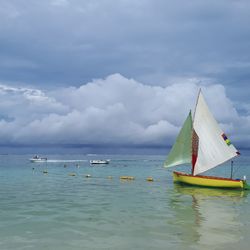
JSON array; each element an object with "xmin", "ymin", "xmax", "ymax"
[
  {"xmin": 0, "ymin": 83, "xmax": 69, "ymax": 124},
  {"xmin": 0, "ymin": 74, "xmax": 249, "ymax": 147}
]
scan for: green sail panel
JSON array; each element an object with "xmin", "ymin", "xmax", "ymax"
[{"xmin": 164, "ymin": 111, "xmax": 192, "ymax": 168}]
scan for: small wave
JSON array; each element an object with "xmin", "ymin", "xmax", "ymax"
[{"xmin": 46, "ymin": 160, "xmax": 88, "ymax": 163}]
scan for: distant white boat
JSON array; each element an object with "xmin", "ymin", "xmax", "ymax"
[
  {"xmin": 90, "ymin": 159, "xmax": 110, "ymax": 164},
  {"xmin": 30, "ymin": 155, "xmax": 47, "ymax": 163}
]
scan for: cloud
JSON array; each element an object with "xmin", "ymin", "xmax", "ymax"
[
  {"xmin": 51, "ymin": 0, "xmax": 69, "ymax": 7},
  {"xmin": 0, "ymin": 74, "xmax": 249, "ymax": 148},
  {"xmin": 0, "ymin": 0, "xmax": 249, "ymax": 104},
  {"xmin": 0, "ymin": 83, "xmax": 69, "ymax": 125}
]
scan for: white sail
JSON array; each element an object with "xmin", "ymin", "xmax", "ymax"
[{"xmin": 193, "ymin": 92, "xmax": 239, "ymax": 176}]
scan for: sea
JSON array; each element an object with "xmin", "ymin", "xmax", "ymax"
[{"xmin": 0, "ymin": 150, "xmax": 250, "ymax": 250}]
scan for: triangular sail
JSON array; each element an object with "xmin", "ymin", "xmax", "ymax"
[
  {"xmin": 164, "ymin": 111, "xmax": 192, "ymax": 168},
  {"xmin": 193, "ymin": 92, "xmax": 239, "ymax": 176}
]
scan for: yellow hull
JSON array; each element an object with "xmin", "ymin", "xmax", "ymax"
[{"xmin": 173, "ymin": 171, "xmax": 244, "ymax": 189}]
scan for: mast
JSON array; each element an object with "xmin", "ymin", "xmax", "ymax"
[
  {"xmin": 230, "ymin": 161, "xmax": 233, "ymax": 179},
  {"xmin": 191, "ymin": 89, "xmax": 201, "ymax": 175},
  {"xmin": 192, "ymin": 88, "xmax": 201, "ymax": 124}
]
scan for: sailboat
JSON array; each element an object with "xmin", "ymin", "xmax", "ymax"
[{"xmin": 165, "ymin": 90, "xmax": 249, "ymax": 189}]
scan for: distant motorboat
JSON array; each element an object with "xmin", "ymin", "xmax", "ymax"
[
  {"xmin": 90, "ymin": 159, "xmax": 110, "ymax": 164},
  {"xmin": 30, "ymin": 155, "xmax": 47, "ymax": 163}
]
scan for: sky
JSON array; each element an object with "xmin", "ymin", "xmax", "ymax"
[{"xmin": 0, "ymin": 0, "xmax": 250, "ymax": 151}]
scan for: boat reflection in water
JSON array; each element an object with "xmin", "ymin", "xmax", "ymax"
[{"xmin": 170, "ymin": 184, "xmax": 248, "ymax": 250}]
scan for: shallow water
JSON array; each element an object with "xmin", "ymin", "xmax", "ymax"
[{"xmin": 0, "ymin": 152, "xmax": 250, "ymax": 250}]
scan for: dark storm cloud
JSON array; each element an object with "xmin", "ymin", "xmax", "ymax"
[{"xmin": 0, "ymin": 0, "xmax": 249, "ymax": 93}]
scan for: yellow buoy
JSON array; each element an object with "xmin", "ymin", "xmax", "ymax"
[
  {"xmin": 120, "ymin": 176, "xmax": 135, "ymax": 180},
  {"xmin": 69, "ymin": 173, "xmax": 76, "ymax": 176},
  {"xmin": 146, "ymin": 177, "xmax": 154, "ymax": 182},
  {"xmin": 107, "ymin": 176, "xmax": 113, "ymax": 179}
]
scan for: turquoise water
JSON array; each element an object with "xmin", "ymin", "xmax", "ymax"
[{"xmin": 0, "ymin": 152, "xmax": 250, "ymax": 250}]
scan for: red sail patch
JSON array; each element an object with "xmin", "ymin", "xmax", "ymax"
[{"xmin": 192, "ymin": 129, "xmax": 199, "ymax": 175}]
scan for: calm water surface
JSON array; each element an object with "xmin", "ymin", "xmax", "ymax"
[{"xmin": 0, "ymin": 152, "xmax": 250, "ymax": 250}]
